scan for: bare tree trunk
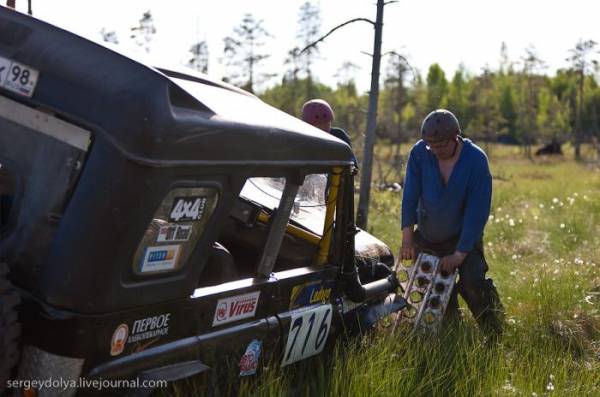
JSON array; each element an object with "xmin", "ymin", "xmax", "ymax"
[
  {"xmin": 575, "ymin": 69, "xmax": 584, "ymax": 160},
  {"xmin": 356, "ymin": 0, "xmax": 384, "ymax": 230}
]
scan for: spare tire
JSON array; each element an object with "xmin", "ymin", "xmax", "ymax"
[{"xmin": 0, "ymin": 263, "xmax": 21, "ymax": 395}]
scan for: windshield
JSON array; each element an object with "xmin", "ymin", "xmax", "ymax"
[{"xmin": 239, "ymin": 174, "xmax": 328, "ymax": 235}]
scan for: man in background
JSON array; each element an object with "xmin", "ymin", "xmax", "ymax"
[{"xmin": 301, "ymin": 99, "xmax": 357, "ymax": 167}]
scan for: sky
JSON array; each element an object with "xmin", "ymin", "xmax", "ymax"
[{"xmin": 9, "ymin": 0, "xmax": 600, "ymax": 93}]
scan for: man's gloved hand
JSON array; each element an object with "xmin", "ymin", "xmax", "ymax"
[{"xmin": 440, "ymin": 251, "xmax": 467, "ymax": 273}]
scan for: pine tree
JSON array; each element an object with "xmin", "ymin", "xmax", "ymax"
[
  {"xmin": 223, "ymin": 14, "xmax": 273, "ymax": 93},
  {"xmin": 567, "ymin": 39, "xmax": 598, "ymax": 159},
  {"xmin": 188, "ymin": 41, "xmax": 209, "ymax": 74},
  {"xmin": 130, "ymin": 11, "xmax": 156, "ymax": 54}
]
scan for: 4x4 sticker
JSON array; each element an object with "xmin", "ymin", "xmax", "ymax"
[
  {"xmin": 140, "ymin": 245, "xmax": 180, "ymax": 273},
  {"xmin": 0, "ymin": 56, "xmax": 39, "ymax": 97},
  {"xmin": 289, "ymin": 280, "xmax": 333, "ymax": 310},
  {"xmin": 212, "ymin": 291, "xmax": 260, "ymax": 326},
  {"xmin": 169, "ymin": 196, "xmax": 208, "ymax": 222},
  {"xmin": 157, "ymin": 224, "xmax": 192, "ymax": 242}
]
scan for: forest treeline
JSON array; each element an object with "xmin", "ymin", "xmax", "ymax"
[
  {"xmin": 106, "ymin": 4, "xmax": 600, "ymax": 161},
  {"xmin": 261, "ymin": 42, "xmax": 600, "ymax": 162}
]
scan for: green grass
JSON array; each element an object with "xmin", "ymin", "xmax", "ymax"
[{"xmin": 165, "ymin": 145, "xmax": 600, "ymax": 396}]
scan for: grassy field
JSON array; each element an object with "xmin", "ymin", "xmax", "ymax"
[{"xmin": 168, "ymin": 145, "xmax": 600, "ymax": 396}]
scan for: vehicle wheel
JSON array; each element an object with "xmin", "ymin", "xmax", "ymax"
[{"xmin": 0, "ymin": 263, "xmax": 21, "ymax": 395}]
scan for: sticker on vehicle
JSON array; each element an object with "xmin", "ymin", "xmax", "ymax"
[
  {"xmin": 156, "ymin": 224, "xmax": 192, "ymax": 242},
  {"xmin": 140, "ymin": 245, "xmax": 180, "ymax": 273},
  {"xmin": 0, "ymin": 56, "xmax": 39, "ymax": 97},
  {"xmin": 282, "ymin": 304, "xmax": 332, "ymax": 367},
  {"xmin": 239, "ymin": 339, "xmax": 262, "ymax": 376},
  {"xmin": 110, "ymin": 324, "xmax": 129, "ymax": 356},
  {"xmin": 289, "ymin": 280, "xmax": 333, "ymax": 310},
  {"xmin": 128, "ymin": 313, "xmax": 171, "ymax": 344},
  {"xmin": 169, "ymin": 196, "xmax": 208, "ymax": 222},
  {"xmin": 212, "ymin": 291, "xmax": 261, "ymax": 326}
]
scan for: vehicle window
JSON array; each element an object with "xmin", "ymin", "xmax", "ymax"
[
  {"xmin": 239, "ymin": 177, "xmax": 285, "ymax": 211},
  {"xmin": 132, "ymin": 187, "xmax": 219, "ymax": 275},
  {"xmin": 240, "ymin": 174, "xmax": 328, "ymax": 235},
  {"xmin": 0, "ymin": 162, "xmax": 16, "ymax": 230}
]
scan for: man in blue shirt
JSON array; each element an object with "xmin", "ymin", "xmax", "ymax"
[{"xmin": 401, "ymin": 109, "xmax": 503, "ymax": 336}]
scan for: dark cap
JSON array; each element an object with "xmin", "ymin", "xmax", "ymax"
[{"xmin": 421, "ymin": 109, "xmax": 461, "ymax": 141}]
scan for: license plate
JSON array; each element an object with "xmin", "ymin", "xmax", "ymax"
[
  {"xmin": 0, "ymin": 55, "xmax": 39, "ymax": 97},
  {"xmin": 282, "ymin": 304, "xmax": 332, "ymax": 366}
]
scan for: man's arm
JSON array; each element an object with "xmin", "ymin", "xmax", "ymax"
[
  {"xmin": 400, "ymin": 148, "xmax": 421, "ymax": 260},
  {"xmin": 456, "ymin": 156, "xmax": 492, "ymax": 253},
  {"xmin": 440, "ymin": 155, "xmax": 492, "ymax": 273}
]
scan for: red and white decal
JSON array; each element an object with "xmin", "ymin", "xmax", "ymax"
[
  {"xmin": 110, "ymin": 324, "xmax": 129, "ymax": 356},
  {"xmin": 157, "ymin": 224, "xmax": 192, "ymax": 243},
  {"xmin": 212, "ymin": 291, "xmax": 260, "ymax": 326}
]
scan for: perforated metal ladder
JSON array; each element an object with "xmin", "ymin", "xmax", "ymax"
[{"xmin": 394, "ymin": 252, "xmax": 458, "ymax": 332}]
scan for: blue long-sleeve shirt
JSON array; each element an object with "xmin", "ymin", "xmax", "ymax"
[{"xmin": 401, "ymin": 138, "xmax": 492, "ymax": 253}]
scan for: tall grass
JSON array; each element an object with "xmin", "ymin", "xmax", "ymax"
[{"xmin": 166, "ymin": 147, "xmax": 600, "ymax": 396}]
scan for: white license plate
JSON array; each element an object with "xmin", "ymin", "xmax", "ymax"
[
  {"xmin": 0, "ymin": 55, "xmax": 39, "ymax": 97},
  {"xmin": 282, "ymin": 304, "xmax": 332, "ymax": 366}
]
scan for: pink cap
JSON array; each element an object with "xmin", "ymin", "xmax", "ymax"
[{"xmin": 301, "ymin": 99, "xmax": 334, "ymax": 125}]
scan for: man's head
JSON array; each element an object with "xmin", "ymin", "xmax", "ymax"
[
  {"xmin": 421, "ymin": 109, "xmax": 461, "ymax": 159},
  {"xmin": 301, "ymin": 99, "xmax": 334, "ymax": 132}
]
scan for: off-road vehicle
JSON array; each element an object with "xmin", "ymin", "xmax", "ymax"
[{"xmin": 0, "ymin": 8, "xmax": 404, "ymax": 395}]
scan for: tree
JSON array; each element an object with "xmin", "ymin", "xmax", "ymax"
[
  {"xmin": 188, "ymin": 41, "xmax": 209, "ymax": 74},
  {"xmin": 567, "ymin": 39, "xmax": 598, "ymax": 159},
  {"xmin": 446, "ymin": 66, "xmax": 469, "ymax": 125},
  {"xmin": 130, "ymin": 10, "xmax": 156, "ymax": 54},
  {"xmin": 498, "ymin": 83, "xmax": 518, "ymax": 142},
  {"xmin": 498, "ymin": 42, "xmax": 515, "ymax": 74},
  {"xmin": 519, "ymin": 45, "xmax": 546, "ymax": 157},
  {"xmin": 378, "ymin": 53, "xmax": 412, "ymax": 148},
  {"xmin": 465, "ymin": 67, "xmax": 502, "ymax": 153},
  {"xmin": 296, "ymin": 1, "xmax": 322, "ymax": 97},
  {"xmin": 223, "ymin": 14, "xmax": 273, "ymax": 93},
  {"xmin": 100, "ymin": 28, "xmax": 119, "ymax": 45},
  {"xmin": 426, "ymin": 63, "xmax": 448, "ymax": 111},
  {"xmin": 335, "ymin": 61, "xmax": 361, "ymax": 86},
  {"xmin": 536, "ymin": 87, "xmax": 570, "ymax": 144},
  {"xmin": 284, "ymin": 47, "xmax": 302, "ymax": 82}
]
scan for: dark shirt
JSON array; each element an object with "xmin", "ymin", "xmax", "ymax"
[
  {"xmin": 401, "ymin": 138, "xmax": 492, "ymax": 253},
  {"xmin": 330, "ymin": 127, "xmax": 358, "ymax": 167}
]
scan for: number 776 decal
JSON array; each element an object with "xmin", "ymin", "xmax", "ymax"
[{"xmin": 281, "ymin": 304, "xmax": 332, "ymax": 366}]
